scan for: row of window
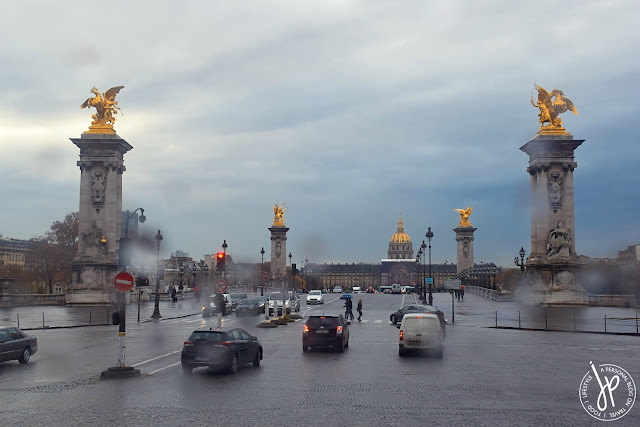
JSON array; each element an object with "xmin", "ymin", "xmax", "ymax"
[
  {"xmin": 390, "ymin": 245, "xmax": 411, "ymax": 251},
  {"xmin": 0, "ymin": 253, "xmax": 25, "ymax": 262}
]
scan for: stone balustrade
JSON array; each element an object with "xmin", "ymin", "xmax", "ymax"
[{"xmin": 466, "ymin": 285, "xmax": 514, "ymax": 302}]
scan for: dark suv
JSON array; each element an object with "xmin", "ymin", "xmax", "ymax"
[{"xmin": 303, "ymin": 315, "xmax": 350, "ymax": 352}]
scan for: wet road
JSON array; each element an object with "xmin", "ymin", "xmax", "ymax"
[{"xmin": 1, "ymin": 293, "xmax": 639, "ymax": 426}]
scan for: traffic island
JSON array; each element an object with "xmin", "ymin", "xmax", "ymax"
[
  {"xmin": 256, "ymin": 319, "xmax": 278, "ymax": 328},
  {"xmin": 289, "ymin": 313, "xmax": 303, "ymax": 320},
  {"xmin": 100, "ymin": 366, "xmax": 141, "ymax": 379}
]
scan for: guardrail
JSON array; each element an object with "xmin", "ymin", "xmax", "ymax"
[
  {"xmin": 466, "ymin": 286, "xmax": 514, "ymax": 302},
  {"xmin": 0, "ymin": 293, "xmax": 67, "ymax": 307}
]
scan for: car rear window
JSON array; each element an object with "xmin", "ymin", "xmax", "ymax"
[
  {"xmin": 404, "ymin": 317, "xmax": 439, "ymax": 331},
  {"xmin": 270, "ymin": 292, "xmax": 283, "ymax": 300},
  {"xmin": 189, "ymin": 331, "xmax": 227, "ymax": 342},
  {"xmin": 242, "ymin": 298, "xmax": 258, "ymax": 304},
  {"xmin": 230, "ymin": 293, "xmax": 246, "ymax": 299},
  {"xmin": 306, "ymin": 316, "xmax": 340, "ymax": 327}
]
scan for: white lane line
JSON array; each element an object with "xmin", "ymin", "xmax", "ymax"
[
  {"xmin": 148, "ymin": 361, "xmax": 181, "ymax": 375},
  {"xmin": 132, "ymin": 350, "xmax": 181, "ymax": 367},
  {"xmin": 361, "ymin": 320, "xmax": 369, "ymax": 323},
  {"xmin": 401, "ymin": 293, "xmax": 406, "ymax": 309},
  {"xmin": 374, "ymin": 320, "xmax": 382, "ymax": 324}
]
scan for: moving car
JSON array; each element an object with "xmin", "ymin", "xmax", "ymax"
[
  {"xmin": 365, "ymin": 287, "xmax": 376, "ymax": 294},
  {"xmin": 288, "ymin": 291, "xmax": 301, "ymax": 312},
  {"xmin": 267, "ymin": 292, "xmax": 291, "ymax": 315},
  {"xmin": 332, "ymin": 286, "xmax": 343, "ymax": 293},
  {"xmin": 390, "ymin": 305, "xmax": 446, "ymax": 338},
  {"xmin": 235, "ymin": 298, "xmax": 262, "ymax": 316},
  {"xmin": 303, "ymin": 314, "xmax": 350, "ymax": 352},
  {"xmin": 352, "ymin": 286, "xmax": 362, "ymax": 294},
  {"xmin": 306, "ymin": 290, "xmax": 324, "ymax": 305},
  {"xmin": 391, "ymin": 284, "xmax": 402, "ymax": 294},
  {"xmin": 0, "ymin": 327, "xmax": 37, "ymax": 364},
  {"xmin": 181, "ymin": 327, "xmax": 263, "ymax": 373},
  {"xmin": 228, "ymin": 292, "xmax": 248, "ymax": 310},
  {"xmin": 401, "ymin": 286, "xmax": 415, "ymax": 294},
  {"xmin": 398, "ymin": 313, "xmax": 444, "ymax": 357},
  {"xmin": 202, "ymin": 293, "xmax": 232, "ymax": 317}
]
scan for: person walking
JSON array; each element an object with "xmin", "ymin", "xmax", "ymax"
[
  {"xmin": 357, "ymin": 298, "xmax": 363, "ymax": 321},
  {"xmin": 344, "ymin": 297, "xmax": 354, "ymax": 320}
]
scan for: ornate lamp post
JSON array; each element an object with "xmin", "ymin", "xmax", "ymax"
[
  {"xmin": 178, "ymin": 267, "xmax": 184, "ymax": 291},
  {"xmin": 191, "ymin": 264, "xmax": 197, "ymax": 288},
  {"xmin": 425, "ymin": 227, "xmax": 434, "ymax": 306},
  {"xmin": 222, "ymin": 240, "xmax": 228, "ymax": 281},
  {"xmin": 151, "ymin": 230, "xmax": 163, "ymax": 319},
  {"xmin": 203, "ymin": 264, "xmax": 209, "ymax": 287},
  {"xmin": 305, "ymin": 257, "xmax": 308, "ymax": 291},
  {"xmin": 420, "ymin": 241, "xmax": 426, "ymax": 300},
  {"xmin": 515, "ymin": 247, "xmax": 526, "ymax": 275},
  {"xmin": 260, "ymin": 247, "xmax": 265, "ymax": 296},
  {"xmin": 288, "ymin": 252, "xmax": 293, "ymax": 291}
]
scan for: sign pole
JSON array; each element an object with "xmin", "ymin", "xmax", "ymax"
[{"xmin": 117, "ymin": 292, "xmax": 126, "ymax": 367}]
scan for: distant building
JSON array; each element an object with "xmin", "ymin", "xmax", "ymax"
[
  {"xmin": 0, "ymin": 236, "xmax": 32, "ymax": 267},
  {"xmin": 387, "ymin": 213, "xmax": 414, "ymax": 259},
  {"xmin": 617, "ymin": 244, "xmax": 640, "ymax": 265}
]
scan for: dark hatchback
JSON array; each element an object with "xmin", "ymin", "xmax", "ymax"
[
  {"xmin": 0, "ymin": 327, "xmax": 37, "ymax": 364},
  {"xmin": 235, "ymin": 298, "xmax": 262, "ymax": 316},
  {"xmin": 229, "ymin": 293, "xmax": 248, "ymax": 310},
  {"xmin": 390, "ymin": 305, "xmax": 446, "ymax": 338},
  {"xmin": 303, "ymin": 315, "xmax": 350, "ymax": 352},
  {"xmin": 181, "ymin": 327, "xmax": 262, "ymax": 374}
]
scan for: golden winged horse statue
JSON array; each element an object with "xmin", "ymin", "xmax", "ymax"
[
  {"xmin": 531, "ymin": 84, "xmax": 577, "ymax": 133},
  {"xmin": 81, "ymin": 86, "xmax": 124, "ymax": 133},
  {"xmin": 454, "ymin": 206, "xmax": 475, "ymax": 227}
]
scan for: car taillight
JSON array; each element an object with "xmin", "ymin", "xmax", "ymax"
[
  {"xmin": 399, "ymin": 330, "xmax": 403, "ymax": 341},
  {"xmin": 438, "ymin": 330, "xmax": 442, "ymax": 335},
  {"xmin": 184, "ymin": 341, "xmax": 194, "ymax": 347},
  {"xmin": 336, "ymin": 326, "xmax": 343, "ymax": 335},
  {"xmin": 218, "ymin": 341, "xmax": 232, "ymax": 347},
  {"xmin": 304, "ymin": 325, "xmax": 309, "ymax": 333}
]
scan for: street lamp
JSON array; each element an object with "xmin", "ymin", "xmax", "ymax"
[
  {"xmin": 305, "ymin": 257, "xmax": 309, "ymax": 291},
  {"xmin": 514, "ymin": 247, "xmax": 526, "ymax": 274},
  {"xmin": 420, "ymin": 241, "xmax": 426, "ymax": 300},
  {"xmin": 191, "ymin": 264, "xmax": 197, "ymax": 288},
  {"xmin": 260, "ymin": 247, "xmax": 265, "ymax": 296},
  {"xmin": 151, "ymin": 230, "xmax": 163, "ymax": 319},
  {"xmin": 222, "ymin": 240, "xmax": 228, "ymax": 281},
  {"xmin": 203, "ymin": 264, "xmax": 209, "ymax": 287},
  {"xmin": 425, "ymin": 227, "xmax": 434, "ymax": 306},
  {"xmin": 288, "ymin": 252, "xmax": 293, "ymax": 291}
]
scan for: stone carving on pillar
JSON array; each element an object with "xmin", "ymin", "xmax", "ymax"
[
  {"xmin": 91, "ymin": 169, "xmax": 106, "ymax": 212},
  {"xmin": 546, "ymin": 220, "xmax": 572, "ymax": 260},
  {"xmin": 547, "ymin": 171, "xmax": 563, "ymax": 213},
  {"xmin": 462, "ymin": 241, "xmax": 470, "ymax": 258},
  {"xmin": 80, "ymin": 221, "xmax": 107, "ymax": 259}
]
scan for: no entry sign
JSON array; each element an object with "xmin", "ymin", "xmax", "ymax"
[
  {"xmin": 213, "ymin": 279, "xmax": 227, "ymax": 294},
  {"xmin": 114, "ymin": 271, "xmax": 135, "ymax": 293}
]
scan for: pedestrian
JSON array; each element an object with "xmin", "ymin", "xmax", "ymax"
[
  {"xmin": 344, "ymin": 297, "xmax": 354, "ymax": 320},
  {"xmin": 357, "ymin": 298, "xmax": 363, "ymax": 321},
  {"xmin": 170, "ymin": 286, "xmax": 177, "ymax": 302},
  {"xmin": 460, "ymin": 284, "xmax": 465, "ymax": 301},
  {"xmin": 194, "ymin": 286, "xmax": 201, "ymax": 302}
]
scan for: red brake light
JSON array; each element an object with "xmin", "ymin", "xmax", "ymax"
[
  {"xmin": 218, "ymin": 341, "xmax": 232, "ymax": 347},
  {"xmin": 417, "ymin": 316, "xmax": 422, "ymax": 319},
  {"xmin": 304, "ymin": 325, "xmax": 309, "ymax": 333},
  {"xmin": 336, "ymin": 325, "xmax": 343, "ymax": 334},
  {"xmin": 399, "ymin": 330, "xmax": 403, "ymax": 341},
  {"xmin": 184, "ymin": 341, "xmax": 193, "ymax": 346}
]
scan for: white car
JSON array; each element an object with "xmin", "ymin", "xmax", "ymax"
[
  {"xmin": 267, "ymin": 292, "xmax": 291, "ymax": 315},
  {"xmin": 332, "ymin": 286, "xmax": 343, "ymax": 293},
  {"xmin": 398, "ymin": 313, "xmax": 444, "ymax": 358},
  {"xmin": 306, "ymin": 290, "xmax": 324, "ymax": 305},
  {"xmin": 352, "ymin": 286, "xmax": 362, "ymax": 294}
]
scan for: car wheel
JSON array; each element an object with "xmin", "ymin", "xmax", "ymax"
[
  {"xmin": 345, "ymin": 339, "xmax": 349, "ymax": 348},
  {"xmin": 399, "ymin": 349, "xmax": 407, "ymax": 357},
  {"xmin": 229, "ymin": 355, "xmax": 239, "ymax": 373},
  {"xmin": 337, "ymin": 339, "xmax": 345, "ymax": 353},
  {"xmin": 253, "ymin": 350, "xmax": 261, "ymax": 367},
  {"xmin": 303, "ymin": 345, "xmax": 309, "ymax": 352},
  {"xmin": 235, "ymin": 312, "xmax": 240, "ymax": 317},
  {"xmin": 18, "ymin": 347, "xmax": 31, "ymax": 364},
  {"xmin": 433, "ymin": 347, "xmax": 444, "ymax": 359},
  {"xmin": 182, "ymin": 363, "xmax": 193, "ymax": 374},
  {"xmin": 391, "ymin": 314, "xmax": 397, "ymax": 324}
]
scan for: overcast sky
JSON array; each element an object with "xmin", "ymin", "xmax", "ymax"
[{"xmin": 1, "ymin": 0, "xmax": 638, "ymax": 267}]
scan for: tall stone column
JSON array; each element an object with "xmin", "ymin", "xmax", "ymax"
[
  {"xmin": 66, "ymin": 133, "xmax": 133, "ymax": 304},
  {"xmin": 454, "ymin": 227, "xmax": 476, "ymax": 274},
  {"xmin": 520, "ymin": 133, "xmax": 588, "ymax": 305},
  {"xmin": 269, "ymin": 226, "xmax": 289, "ymax": 285}
]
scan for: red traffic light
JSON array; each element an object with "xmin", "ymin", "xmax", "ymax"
[{"xmin": 217, "ymin": 252, "xmax": 224, "ymax": 259}]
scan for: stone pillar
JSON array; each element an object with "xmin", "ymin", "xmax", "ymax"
[
  {"xmin": 454, "ymin": 227, "xmax": 476, "ymax": 274},
  {"xmin": 269, "ymin": 226, "xmax": 289, "ymax": 284},
  {"xmin": 520, "ymin": 133, "xmax": 588, "ymax": 305},
  {"xmin": 66, "ymin": 133, "xmax": 133, "ymax": 305}
]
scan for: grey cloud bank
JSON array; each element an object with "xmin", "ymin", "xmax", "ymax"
[{"xmin": 0, "ymin": 0, "xmax": 638, "ymax": 266}]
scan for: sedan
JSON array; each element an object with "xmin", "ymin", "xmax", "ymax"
[
  {"xmin": 303, "ymin": 315, "xmax": 350, "ymax": 352},
  {"xmin": 390, "ymin": 305, "xmax": 446, "ymax": 338},
  {"xmin": 181, "ymin": 327, "xmax": 263, "ymax": 374},
  {"xmin": 0, "ymin": 327, "xmax": 37, "ymax": 364},
  {"xmin": 235, "ymin": 298, "xmax": 262, "ymax": 316}
]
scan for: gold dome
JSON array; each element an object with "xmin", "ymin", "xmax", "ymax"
[{"xmin": 390, "ymin": 212, "xmax": 412, "ymax": 244}]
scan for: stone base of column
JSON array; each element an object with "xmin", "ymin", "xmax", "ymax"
[
  {"xmin": 519, "ymin": 263, "xmax": 589, "ymax": 306},
  {"xmin": 100, "ymin": 366, "xmax": 141, "ymax": 379},
  {"xmin": 66, "ymin": 262, "xmax": 119, "ymax": 305}
]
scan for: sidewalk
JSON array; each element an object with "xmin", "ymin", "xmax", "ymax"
[
  {"xmin": 0, "ymin": 298, "xmax": 205, "ymax": 330},
  {"xmin": 429, "ymin": 291, "xmax": 640, "ymax": 334}
]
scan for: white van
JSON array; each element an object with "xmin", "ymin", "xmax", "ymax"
[
  {"xmin": 391, "ymin": 284, "xmax": 402, "ymax": 294},
  {"xmin": 398, "ymin": 313, "xmax": 444, "ymax": 358},
  {"xmin": 352, "ymin": 286, "xmax": 361, "ymax": 294}
]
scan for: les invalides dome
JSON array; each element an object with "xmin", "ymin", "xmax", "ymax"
[{"xmin": 387, "ymin": 213, "xmax": 414, "ymax": 259}]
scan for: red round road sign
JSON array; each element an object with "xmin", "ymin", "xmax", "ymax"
[
  {"xmin": 213, "ymin": 279, "xmax": 227, "ymax": 294},
  {"xmin": 114, "ymin": 271, "xmax": 135, "ymax": 293}
]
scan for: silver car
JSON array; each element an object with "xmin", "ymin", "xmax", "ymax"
[{"xmin": 306, "ymin": 290, "xmax": 324, "ymax": 305}]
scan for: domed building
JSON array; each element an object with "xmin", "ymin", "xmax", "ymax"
[{"xmin": 387, "ymin": 213, "xmax": 413, "ymax": 259}]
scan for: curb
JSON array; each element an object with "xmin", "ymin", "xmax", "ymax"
[
  {"xmin": 20, "ymin": 312, "xmax": 203, "ymax": 331},
  {"xmin": 489, "ymin": 325, "xmax": 640, "ymax": 336}
]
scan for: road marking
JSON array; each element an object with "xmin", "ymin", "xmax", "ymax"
[
  {"xmin": 132, "ymin": 350, "xmax": 181, "ymax": 367},
  {"xmin": 401, "ymin": 293, "xmax": 406, "ymax": 308},
  {"xmin": 374, "ymin": 320, "xmax": 382, "ymax": 324},
  {"xmin": 148, "ymin": 361, "xmax": 181, "ymax": 375},
  {"xmin": 361, "ymin": 320, "xmax": 369, "ymax": 323}
]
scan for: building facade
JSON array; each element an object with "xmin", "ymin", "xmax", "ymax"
[
  {"xmin": 387, "ymin": 213, "xmax": 414, "ymax": 260},
  {"xmin": 0, "ymin": 236, "xmax": 32, "ymax": 267}
]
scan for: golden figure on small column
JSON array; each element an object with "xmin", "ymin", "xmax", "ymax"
[
  {"xmin": 531, "ymin": 84, "xmax": 577, "ymax": 135},
  {"xmin": 272, "ymin": 203, "xmax": 287, "ymax": 226},
  {"xmin": 454, "ymin": 206, "xmax": 475, "ymax": 227},
  {"xmin": 81, "ymin": 86, "xmax": 124, "ymax": 134}
]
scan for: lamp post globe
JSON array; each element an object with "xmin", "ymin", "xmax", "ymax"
[{"xmin": 151, "ymin": 229, "xmax": 163, "ymax": 319}]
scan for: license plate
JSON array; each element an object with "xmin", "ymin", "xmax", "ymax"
[
  {"xmin": 316, "ymin": 330, "xmax": 329, "ymax": 334},
  {"xmin": 406, "ymin": 341, "xmax": 421, "ymax": 346}
]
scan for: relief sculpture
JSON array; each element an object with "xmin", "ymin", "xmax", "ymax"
[
  {"xmin": 547, "ymin": 171, "xmax": 563, "ymax": 213},
  {"xmin": 91, "ymin": 170, "xmax": 106, "ymax": 212},
  {"xmin": 547, "ymin": 220, "xmax": 572, "ymax": 260}
]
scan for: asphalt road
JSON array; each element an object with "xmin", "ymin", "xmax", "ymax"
[{"xmin": 1, "ymin": 293, "xmax": 638, "ymax": 426}]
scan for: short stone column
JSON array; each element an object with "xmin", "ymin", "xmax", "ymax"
[
  {"xmin": 269, "ymin": 226, "xmax": 289, "ymax": 285},
  {"xmin": 454, "ymin": 226, "xmax": 476, "ymax": 274}
]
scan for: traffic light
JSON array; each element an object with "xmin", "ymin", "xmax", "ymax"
[
  {"xmin": 292, "ymin": 263, "xmax": 297, "ymax": 277},
  {"xmin": 216, "ymin": 252, "xmax": 225, "ymax": 272}
]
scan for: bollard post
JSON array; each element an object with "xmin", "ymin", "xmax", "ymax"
[
  {"xmin": 217, "ymin": 312, "xmax": 222, "ymax": 328},
  {"xmin": 545, "ymin": 311, "xmax": 548, "ymax": 330},
  {"xmin": 495, "ymin": 310, "xmax": 498, "ymax": 327},
  {"xmin": 636, "ymin": 316, "xmax": 638, "ymax": 335},
  {"xmin": 90, "ymin": 309, "xmax": 92, "ymax": 325},
  {"xmin": 518, "ymin": 311, "xmax": 521, "ymax": 329},
  {"xmin": 604, "ymin": 313, "xmax": 607, "ymax": 333},
  {"xmin": 42, "ymin": 312, "xmax": 45, "ymax": 329},
  {"xmin": 17, "ymin": 313, "xmax": 19, "ymax": 329}
]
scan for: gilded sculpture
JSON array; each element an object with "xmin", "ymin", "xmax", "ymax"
[
  {"xmin": 454, "ymin": 206, "xmax": 475, "ymax": 227},
  {"xmin": 81, "ymin": 86, "xmax": 124, "ymax": 133},
  {"xmin": 531, "ymin": 84, "xmax": 577, "ymax": 134},
  {"xmin": 272, "ymin": 203, "xmax": 287, "ymax": 226}
]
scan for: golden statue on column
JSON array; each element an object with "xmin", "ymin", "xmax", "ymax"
[
  {"xmin": 272, "ymin": 203, "xmax": 287, "ymax": 226},
  {"xmin": 454, "ymin": 206, "xmax": 475, "ymax": 227},
  {"xmin": 531, "ymin": 84, "xmax": 577, "ymax": 135},
  {"xmin": 81, "ymin": 86, "xmax": 125, "ymax": 134}
]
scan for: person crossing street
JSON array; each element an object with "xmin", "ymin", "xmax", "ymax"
[{"xmin": 357, "ymin": 298, "xmax": 363, "ymax": 321}]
